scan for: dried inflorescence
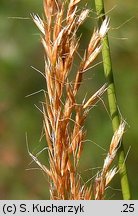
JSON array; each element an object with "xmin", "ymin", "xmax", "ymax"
[
  {"xmin": 94, "ymin": 122, "xmax": 126, "ymax": 200},
  {"xmin": 31, "ymin": 0, "xmax": 125, "ymax": 200}
]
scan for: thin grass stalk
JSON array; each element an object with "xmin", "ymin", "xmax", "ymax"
[{"xmin": 94, "ymin": 0, "xmax": 131, "ymax": 199}]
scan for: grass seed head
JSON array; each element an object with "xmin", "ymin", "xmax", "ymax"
[{"xmin": 31, "ymin": 0, "xmax": 125, "ymax": 200}]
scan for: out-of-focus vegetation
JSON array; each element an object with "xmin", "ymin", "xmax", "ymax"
[{"xmin": 0, "ymin": 0, "xmax": 138, "ymax": 199}]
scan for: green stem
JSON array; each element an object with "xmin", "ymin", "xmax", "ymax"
[{"xmin": 94, "ymin": 0, "xmax": 131, "ymax": 199}]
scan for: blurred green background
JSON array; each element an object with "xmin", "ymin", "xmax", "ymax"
[{"xmin": 0, "ymin": 0, "xmax": 138, "ymax": 199}]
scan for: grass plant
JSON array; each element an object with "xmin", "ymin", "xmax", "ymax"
[
  {"xmin": 29, "ymin": 0, "xmax": 127, "ymax": 200},
  {"xmin": 94, "ymin": 0, "xmax": 131, "ymax": 200}
]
